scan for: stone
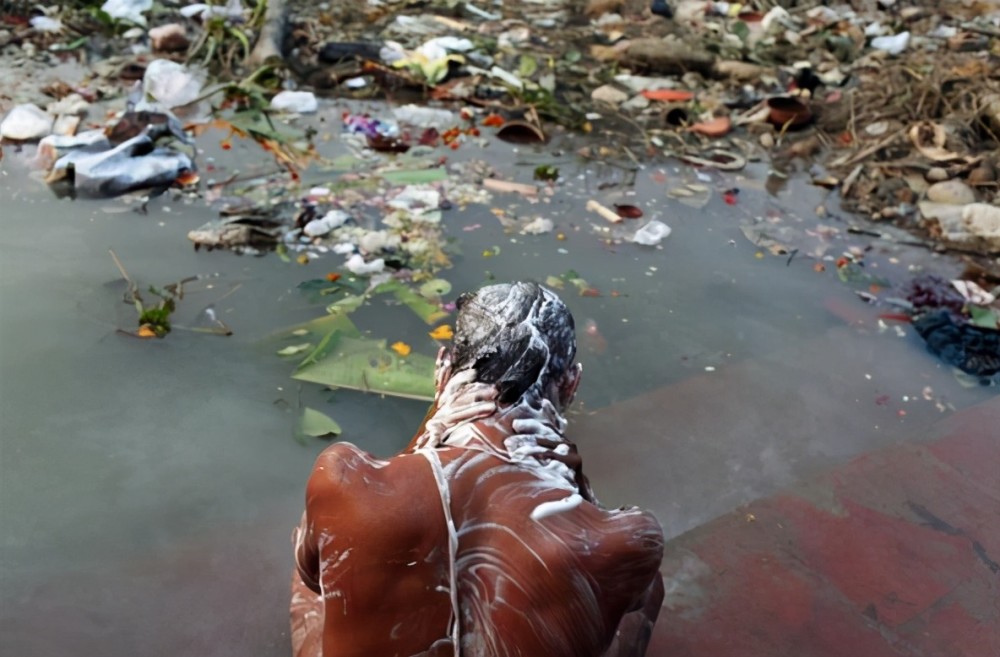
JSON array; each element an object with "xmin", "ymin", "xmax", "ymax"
[
  {"xmin": 968, "ymin": 164, "xmax": 996, "ymax": 185},
  {"xmin": 925, "ymin": 167, "xmax": 949, "ymax": 182},
  {"xmin": 1, "ymin": 104, "xmax": 53, "ymax": 141},
  {"xmin": 149, "ymin": 23, "xmax": 190, "ymax": 52},
  {"xmin": 920, "ymin": 201, "xmax": 1000, "ymax": 255},
  {"xmin": 926, "ymin": 180, "xmax": 976, "ymax": 205},
  {"xmin": 962, "ymin": 203, "xmax": 1000, "ymax": 242},
  {"xmin": 591, "ymin": 84, "xmax": 628, "ymax": 106},
  {"xmin": 270, "ymin": 90, "xmax": 319, "ymax": 114},
  {"xmin": 621, "ymin": 94, "xmax": 651, "ymax": 112}
]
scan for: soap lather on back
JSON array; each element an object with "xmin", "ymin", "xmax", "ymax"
[{"xmin": 291, "ymin": 282, "xmax": 665, "ymax": 657}]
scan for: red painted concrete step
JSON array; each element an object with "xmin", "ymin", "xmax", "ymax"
[{"xmin": 648, "ymin": 398, "xmax": 1000, "ymax": 657}]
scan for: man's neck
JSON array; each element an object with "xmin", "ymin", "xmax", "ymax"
[{"xmin": 409, "ymin": 377, "xmax": 580, "ymax": 493}]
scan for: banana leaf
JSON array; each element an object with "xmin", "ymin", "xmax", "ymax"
[
  {"xmin": 374, "ymin": 280, "xmax": 450, "ymax": 324},
  {"xmin": 292, "ymin": 335, "xmax": 436, "ymax": 401}
]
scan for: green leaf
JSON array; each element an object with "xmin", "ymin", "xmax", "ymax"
[
  {"xmin": 297, "ymin": 329, "xmax": 343, "ymax": 370},
  {"xmin": 298, "ymin": 277, "xmax": 366, "ymax": 303},
  {"xmin": 326, "ymin": 293, "xmax": 366, "ymax": 317},
  {"xmin": 968, "ymin": 305, "xmax": 1000, "ymax": 329},
  {"xmin": 227, "ymin": 109, "xmax": 301, "ymax": 144},
  {"xmin": 292, "ymin": 336, "xmax": 436, "ymax": 401},
  {"xmin": 731, "ymin": 21, "xmax": 750, "ymax": 43},
  {"xmin": 50, "ymin": 36, "xmax": 89, "ymax": 52},
  {"xmin": 419, "ymin": 278, "xmax": 452, "ymax": 299},
  {"xmin": 277, "ymin": 343, "xmax": 313, "ymax": 357},
  {"xmin": 564, "ymin": 49, "xmax": 582, "ymax": 63},
  {"xmin": 518, "ymin": 55, "xmax": 538, "ymax": 79},
  {"xmin": 280, "ymin": 313, "xmax": 361, "ymax": 341},
  {"xmin": 227, "ymin": 26, "xmax": 251, "ymax": 59},
  {"xmin": 381, "ymin": 168, "xmax": 450, "ymax": 185},
  {"xmin": 375, "ymin": 280, "xmax": 449, "ymax": 324},
  {"xmin": 298, "ymin": 407, "xmax": 342, "ymax": 438},
  {"xmin": 533, "ymin": 165, "xmax": 559, "ymax": 181}
]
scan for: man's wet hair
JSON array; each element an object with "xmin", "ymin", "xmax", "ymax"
[{"xmin": 450, "ymin": 282, "xmax": 577, "ymax": 406}]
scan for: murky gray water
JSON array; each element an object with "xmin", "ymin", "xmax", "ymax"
[{"xmin": 1, "ymin": 118, "xmax": 995, "ymax": 656}]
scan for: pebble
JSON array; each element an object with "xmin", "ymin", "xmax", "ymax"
[
  {"xmin": 925, "ymin": 167, "xmax": 949, "ymax": 182},
  {"xmin": 149, "ymin": 23, "xmax": 190, "ymax": 52},
  {"xmin": 270, "ymin": 90, "xmax": 318, "ymax": 114},
  {"xmin": 968, "ymin": 163, "xmax": 996, "ymax": 185},
  {"xmin": 0, "ymin": 104, "xmax": 53, "ymax": 141},
  {"xmin": 962, "ymin": 204, "xmax": 1000, "ymax": 250},
  {"xmin": 591, "ymin": 84, "xmax": 628, "ymax": 106},
  {"xmin": 926, "ymin": 180, "xmax": 976, "ymax": 205},
  {"xmin": 620, "ymin": 94, "xmax": 650, "ymax": 112}
]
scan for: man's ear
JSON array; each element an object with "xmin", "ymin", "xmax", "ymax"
[{"xmin": 558, "ymin": 363, "xmax": 583, "ymax": 409}]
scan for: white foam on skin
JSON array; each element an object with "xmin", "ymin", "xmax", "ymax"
[
  {"xmin": 529, "ymin": 493, "xmax": 584, "ymax": 521},
  {"xmin": 408, "ymin": 284, "xmax": 593, "ymax": 654}
]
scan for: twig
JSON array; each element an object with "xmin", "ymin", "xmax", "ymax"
[
  {"xmin": 108, "ymin": 248, "xmax": 136, "ymax": 293},
  {"xmin": 848, "ymin": 89, "xmax": 858, "ymax": 144},
  {"xmin": 830, "ymin": 128, "xmax": 906, "ymax": 169},
  {"xmin": 962, "ymin": 23, "xmax": 1000, "ymax": 38}
]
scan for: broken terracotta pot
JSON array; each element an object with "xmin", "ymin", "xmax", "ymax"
[
  {"xmin": 766, "ymin": 97, "xmax": 812, "ymax": 129},
  {"xmin": 496, "ymin": 120, "xmax": 546, "ymax": 144}
]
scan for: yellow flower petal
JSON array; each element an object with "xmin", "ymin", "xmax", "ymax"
[
  {"xmin": 390, "ymin": 341, "xmax": 412, "ymax": 356},
  {"xmin": 428, "ymin": 325, "xmax": 454, "ymax": 340}
]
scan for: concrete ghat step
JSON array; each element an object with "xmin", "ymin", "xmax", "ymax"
[{"xmin": 645, "ymin": 397, "xmax": 1000, "ymax": 657}]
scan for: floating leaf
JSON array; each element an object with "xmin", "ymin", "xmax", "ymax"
[
  {"xmin": 375, "ymin": 280, "xmax": 449, "ymax": 324},
  {"xmin": 327, "ymin": 293, "xmax": 366, "ymax": 317},
  {"xmin": 534, "ymin": 165, "xmax": 559, "ymax": 181},
  {"xmin": 278, "ymin": 343, "xmax": 313, "ymax": 356},
  {"xmin": 299, "ymin": 407, "xmax": 342, "ymax": 438},
  {"xmin": 391, "ymin": 341, "xmax": 412, "ymax": 356},
  {"xmin": 292, "ymin": 335, "xmax": 436, "ymax": 401},
  {"xmin": 298, "ymin": 278, "xmax": 354, "ymax": 303},
  {"xmin": 381, "ymin": 167, "xmax": 450, "ymax": 185},
  {"xmin": 281, "ymin": 313, "xmax": 361, "ymax": 341},
  {"xmin": 419, "ymin": 278, "xmax": 452, "ymax": 299},
  {"xmin": 429, "ymin": 324, "xmax": 454, "ymax": 340}
]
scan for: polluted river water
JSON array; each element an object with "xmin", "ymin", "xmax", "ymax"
[{"xmin": 1, "ymin": 114, "xmax": 997, "ymax": 656}]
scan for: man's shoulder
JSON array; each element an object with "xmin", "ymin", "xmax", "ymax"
[{"xmin": 305, "ymin": 443, "xmax": 438, "ymax": 515}]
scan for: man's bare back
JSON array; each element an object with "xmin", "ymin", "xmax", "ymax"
[{"xmin": 291, "ymin": 283, "xmax": 664, "ymax": 657}]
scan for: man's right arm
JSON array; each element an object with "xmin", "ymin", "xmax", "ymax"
[
  {"xmin": 293, "ymin": 444, "xmax": 361, "ymax": 595},
  {"xmin": 293, "ymin": 510, "xmax": 321, "ymax": 594}
]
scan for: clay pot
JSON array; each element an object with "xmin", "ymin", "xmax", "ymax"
[
  {"xmin": 766, "ymin": 97, "xmax": 813, "ymax": 129},
  {"xmin": 496, "ymin": 120, "xmax": 546, "ymax": 144},
  {"xmin": 662, "ymin": 106, "xmax": 689, "ymax": 127}
]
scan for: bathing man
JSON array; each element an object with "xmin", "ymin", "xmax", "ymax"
[{"xmin": 290, "ymin": 282, "xmax": 665, "ymax": 657}]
